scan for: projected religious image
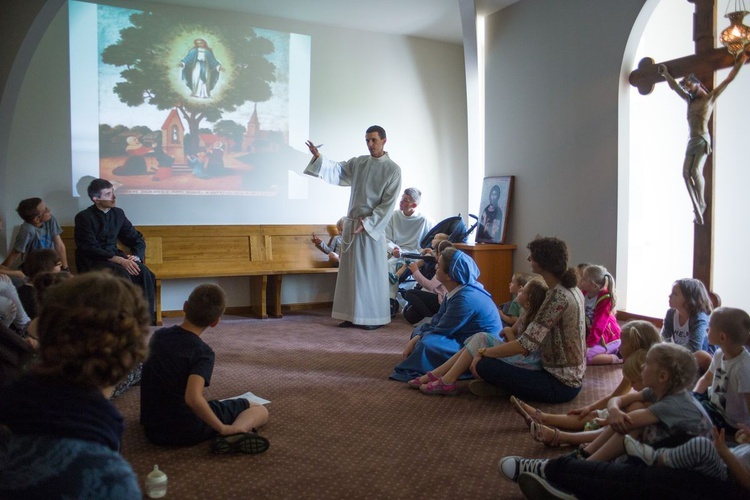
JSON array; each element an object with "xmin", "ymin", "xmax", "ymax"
[{"xmin": 75, "ymin": 2, "xmax": 311, "ymax": 196}]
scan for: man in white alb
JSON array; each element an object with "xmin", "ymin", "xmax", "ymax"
[
  {"xmin": 304, "ymin": 126, "xmax": 401, "ymax": 330},
  {"xmin": 385, "ymin": 188, "xmax": 432, "ymax": 302}
]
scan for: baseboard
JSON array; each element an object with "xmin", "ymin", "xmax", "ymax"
[{"xmin": 281, "ymin": 302, "xmax": 333, "ymax": 312}]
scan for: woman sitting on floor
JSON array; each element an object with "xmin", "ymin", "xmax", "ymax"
[
  {"xmin": 0, "ymin": 272, "xmax": 150, "ymax": 498},
  {"xmin": 390, "ymin": 247, "xmax": 501, "ymax": 382},
  {"xmin": 470, "ymin": 236, "xmax": 586, "ymax": 404}
]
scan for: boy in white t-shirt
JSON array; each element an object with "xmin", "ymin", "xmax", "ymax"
[{"xmin": 693, "ymin": 307, "xmax": 750, "ymax": 432}]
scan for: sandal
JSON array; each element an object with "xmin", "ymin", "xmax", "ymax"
[
  {"xmin": 530, "ymin": 420, "xmax": 560, "ymax": 447},
  {"xmin": 510, "ymin": 396, "xmax": 536, "ymax": 429},
  {"xmin": 419, "ymin": 377, "xmax": 458, "ymax": 396},
  {"xmin": 407, "ymin": 371, "xmax": 438, "ymax": 389}
]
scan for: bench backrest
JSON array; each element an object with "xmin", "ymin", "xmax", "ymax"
[{"xmin": 60, "ymin": 224, "xmax": 339, "ymax": 278}]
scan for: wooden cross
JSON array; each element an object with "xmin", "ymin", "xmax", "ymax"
[{"xmin": 628, "ymin": 0, "xmax": 748, "ymax": 289}]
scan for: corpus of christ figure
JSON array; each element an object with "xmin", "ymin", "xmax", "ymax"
[{"xmin": 657, "ymin": 52, "xmax": 747, "ymax": 225}]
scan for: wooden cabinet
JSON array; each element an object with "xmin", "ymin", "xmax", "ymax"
[{"xmin": 453, "ymin": 242, "xmax": 516, "ymax": 307}]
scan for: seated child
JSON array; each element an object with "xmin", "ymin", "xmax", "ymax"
[
  {"xmin": 0, "ymin": 274, "xmax": 29, "ymax": 333},
  {"xmin": 579, "ymin": 264, "xmax": 622, "ymax": 365},
  {"xmin": 408, "ymin": 278, "xmax": 548, "ymax": 396},
  {"xmin": 16, "ymin": 249, "xmax": 62, "ymax": 319},
  {"xmin": 661, "ymin": 278, "xmax": 713, "ymax": 372},
  {"xmin": 312, "ymin": 217, "xmax": 344, "ymax": 267},
  {"xmin": 510, "ymin": 320, "xmax": 661, "ymax": 432},
  {"xmin": 393, "ymin": 232, "xmax": 449, "ymax": 285},
  {"xmin": 521, "ymin": 349, "xmax": 648, "ymax": 448},
  {"xmin": 575, "ymin": 262, "xmax": 591, "ymax": 289},
  {"xmin": 0, "ymin": 272, "xmax": 148, "ymax": 498},
  {"xmin": 499, "ymin": 272, "xmax": 535, "ymax": 328},
  {"xmin": 692, "ymin": 307, "xmax": 750, "ymax": 433},
  {"xmin": 499, "ymin": 343, "xmax": 713, "ymax": 482},
  {"xmin": 1, "ymin": 197, "xmax": 68, "ymax": 272},
  {"xmin": 624, "ymin": 426, "xmax": 750, "ymax": 490},
  {"xmin": 401, "ymin": 239, "xmax": 453, "ymax": 325},
  {"xmin": 140, "ymin": 284, "xmax": 270, "ymax": 454}
]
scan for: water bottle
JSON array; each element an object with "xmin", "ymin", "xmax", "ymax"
[{"xmin": 145, "ymin": 464, "xmax": 168, "ymax": 498}]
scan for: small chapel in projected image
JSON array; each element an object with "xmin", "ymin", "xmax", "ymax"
[
  {"xmin": 160, "ymin": 103, "xmax": 285, "ymax": 166},
  {"xmin": 242, "ymin": 104, "xmax": 286, "ymax": 154}
]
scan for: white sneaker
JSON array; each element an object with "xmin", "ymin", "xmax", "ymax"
[
  {"xmin": 498, "ymin": 456, "xmax": 547, "ymax": 482},
  {"xmin": 518, "ymin": 472, "xmax": 577, "ymax": 500},
  {"xmin": 624, "ymin": 435, "xmax": 656, "ymax": 465}
]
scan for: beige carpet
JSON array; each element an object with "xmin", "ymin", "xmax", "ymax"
[{"xmin": 114, "ymin": 309, "xmax": 622, "ymax": 499}]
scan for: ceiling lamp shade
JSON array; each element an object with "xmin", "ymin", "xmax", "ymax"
[{"xmin": 721, "ymin": 2, "xmax": 750, "ymax": 55}]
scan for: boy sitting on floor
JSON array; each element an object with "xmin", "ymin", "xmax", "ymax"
[{"xmin": 140, "ymin": 283, "xmax": 270, "ymax": 454}]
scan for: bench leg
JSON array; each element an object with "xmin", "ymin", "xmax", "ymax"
[
  {"xmin": 248, "ymin": 275, "xmax": 268, "ymax": 319},
  {"xmin": 155, "ymin": 279, "xmax": 163, "ymax": 326},
  {"xmin": 267, "ymin": 275, "xmax": 283, "ymax": 318}
]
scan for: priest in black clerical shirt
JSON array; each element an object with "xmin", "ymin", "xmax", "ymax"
[{"xmin": 74, "ymin": 178, "xmax": 155, "ymax": 321}]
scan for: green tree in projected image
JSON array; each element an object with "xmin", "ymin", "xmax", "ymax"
[
  {"xmin": 213, "ymin": 120, "xmax": 246, "ymax": 153},
  {"xmin": 101, "ymin": 9, "xmax": 276, "ymax": 154}
]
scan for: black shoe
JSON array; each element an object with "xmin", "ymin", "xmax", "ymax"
[
  {"xmin": 390, "ymin": 298, "xmax": 400, "ymax": 318},
  {"xmin": 211, "ymin": 432, "xmax": 270, "ymax": 455},
  {"xmin": 359, "ymin": 324, "xmax": 384, "ymax": 331},
  {"xmin": 338, "ymin": 321, "xmax": 354, "ymax": 328}
]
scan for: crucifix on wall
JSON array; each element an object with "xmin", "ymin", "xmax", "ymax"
[{"xmin": 628, "ymin": 0, "xmax": 749, "ymax": 288}]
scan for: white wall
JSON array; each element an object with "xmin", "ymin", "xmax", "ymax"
[
  {"xmin": 484, "ymin": 0, "xmax": 647, "ymax": 274},
  {"xmin": 0, "ymin": 1, "xmax": 468, "ymax": 310}
]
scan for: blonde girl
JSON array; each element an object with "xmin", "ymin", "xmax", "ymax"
[
  {"xmin": 524, "ymin": 349, "xmax": 649, "ymax": 448},
  {"xmin": 580, "ymin": 265, "xmax": 622, "ymax": 365}
]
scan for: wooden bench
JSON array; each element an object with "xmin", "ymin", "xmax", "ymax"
[{"xmin": 61, "ymin": 224, "xmax": 339, "ymax": 325}]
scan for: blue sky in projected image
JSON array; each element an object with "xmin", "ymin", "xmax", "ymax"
[{"xmin": 96, "ymin": 4, "xmax": 294, "ymax": 133}]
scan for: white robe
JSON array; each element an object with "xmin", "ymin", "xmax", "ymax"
[
  {"xmin": 385, "ymin": 210, "xmax": 433, "ymax": 300},
  {"xmin": 305, "ymin": 153, "xmax": 401, "ymax": 325},
  {"xmin": 385, "ymin": 210, "xmax": 433, "ymax": 255}
]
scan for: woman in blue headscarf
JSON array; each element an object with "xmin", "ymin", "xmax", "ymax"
[{"xmin": 390, "ymin": 247, "xmax": 501, "ymax": 382}]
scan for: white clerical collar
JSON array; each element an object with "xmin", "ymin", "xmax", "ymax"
[{"xmin": 96, "ymin": 206, "xmax": 111, "ymax": 214}]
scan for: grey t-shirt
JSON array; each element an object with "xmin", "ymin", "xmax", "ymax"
[
  {"xmin": 640, "ymin": 388, "xmax": 712, "ymax": 445},
  {"xmin": 12, "ymin": 215, "xmax": 62, "ymax": 257}
]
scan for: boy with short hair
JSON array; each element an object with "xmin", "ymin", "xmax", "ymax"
[
  {"xmin": 140, "ymin": 284, "xmax": 270, "ymax": 453},
  {"xmin": 499, "ymin": 272, "xmax": 534, "ymax": 327},
  {"xmin": 1, "ymin": 198, "xmax": 68, "ymax": 272},
  {"xmin": 692, "ymin": 306, "xmax": 750, "ymax": 432}
]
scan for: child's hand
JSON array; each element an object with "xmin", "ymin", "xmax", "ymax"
[
  {"xmin": 735, "ymin": 424, "xmax": 750, "ymax": 444},
  {"xmin": 606, "ymin": 407, "xmax": 632, "ymax": 434},
  {"xmin": 567, "ymin": 405, "xmax": 591, "ymax": 418},
  {"xmin": 311, "ymin": 233, "xmax": 322, "ymax": 245},
  {"xmin": 408, "ymin": 261, "xmax": 420, "ymax": 273},
  {"xmin": 402, "ymin": 336, "xmax": 419, "ymax": 360},
  {"xmin": 713, "ymin": 427, "xmax": 732, "ymax": 459}
]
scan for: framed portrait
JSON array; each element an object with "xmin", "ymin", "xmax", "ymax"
[{"xmin": 475, "ymin": 176, "xmax": 514, "ymax": 244}]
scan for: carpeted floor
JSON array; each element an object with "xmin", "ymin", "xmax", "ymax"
[{"xmin": 114, "ymin": 309, "xmax": 622, "ymax": 499}]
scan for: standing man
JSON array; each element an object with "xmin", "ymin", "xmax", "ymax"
[
  {"xmin": 658, "ymin": 52, "xmax": 747, "ymax": 225},
  {"xmin": 74, "ymin": 178, "xmax": 155, "ymax": 321},
  {"xmin": 304, "ymin": 126, "xmax": 401, "ymax": 330}
]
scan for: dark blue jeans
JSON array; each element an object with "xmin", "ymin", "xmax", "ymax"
[
  {"xmin": 543, "ymin": 455, "xmax": 747, "ymax": 500},
  {"xmin": 475, "ymin": 357, "xmax": 581, "ymax": 403}
]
